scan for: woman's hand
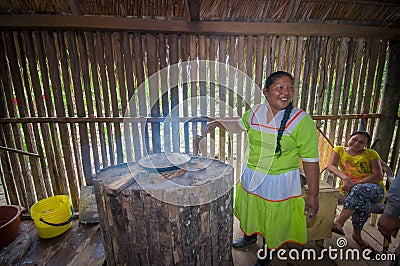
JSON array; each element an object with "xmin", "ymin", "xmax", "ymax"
[
  {"xmin": 304, "ymin": 195, "xmax": 319, "ymax": 219},
  {"xmin": 378, "ymin": 213, "xmax": 400, "ymax": 241},
  {"xmin": 342, "ymin": 177, "xmax": 355, "ymax": 192}
]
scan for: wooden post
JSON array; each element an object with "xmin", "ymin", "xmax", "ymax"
[
  {"xmin": 374, "ymin": 40, "xmax": 400, "ymax": 162},
  {"xmin": 93, "ymin": 157, "xmax": 234, "ymax": 266}
]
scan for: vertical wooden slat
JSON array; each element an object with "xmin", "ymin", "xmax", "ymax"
[
  {"xmin": 371, "ymin": 40, "xmax": 388, "ymax": 133},
  {"xmin": 4, "ymin": 31, "xmax": 44, "ymax": 203},
  {"xmin": 269, "ymin": 36, "xmax": 277, "ymax": 74},
  {"xmin": 95, "ymin": 31, "xmax": 113, "ymax": 167},
  {"xmin": 77, "ymin": 31, "xmax": 101, "ymax": 173},
  {"xmin": 324, "ymin": 37, "xmax": 338, "ymax": 138},
  {"xmin": 227, "ymin": 36, "xmax": 236, "ymax": 164},
  {"xmin": 218, "ymin": 36, "xmax": 227, "ymax": 161},
  {"xmin": 278, "ymin": 35, "xmax": 286, "ymax": 71},
  {"xmin": 146, "ymin": 33, "xmax": 161, "ymax": 154},
  {"xmin": 329, "ymin": 37, "xmax": 348, "ymax": 144},
  {"xmin": 25, "ymin": 31, "xmax": 62, "ymax": 195},
  {"xmin": 363, "ymin": 39, "xmax": 380, "ymax": 134},
  {"xmin": 105, "ymin": 32, "xmax": 123, "ymax": 163},
  {"xmin": 337, "ymin": 38, "xmax": 354, "ymax": 146},
  {"xmin": 36, "ymin": 30, "xmax": 70, "ymax": 196},
  {"xmin": 308, "ymin": 36, "xmax": 322, "ymax": 115},
  {"xmin": 209, "ymin": 36, "xmax": 216, "ymax": 157},
  {"xmin": 347, "ymin": 38, "xmax": 365, "ymax": 139},
  {"xmin": 389, "ymin": 122, "xmax": 400, "ymax": 172},
  {"xmin": 315, "ymin": 37, "xmax": 329, "ymax": 121},
  {"xmin": 168, "ymin": 34, "xmax": 180, "ymax": 153},
  {"xmin": 189, "ymin": 34, "xmax": 198, "ymax": 155},
  {"xmin": 67, "ymin": 31, "xmax": 92, "ymax": 184},
  {"xmin": 236, "ymin": 35, "xmax": 245, "ymax": 178},
  {"xmin": 254, "ymin": 35, "xmax": 264, "ymax": 104},
  {"xmin": 0, "ymin": 100, "xmax": 21, "ymax": 205},
  {"xmin": 17, "ymin": 32, "xmax": 52, "ymax": 196},
  {"xmin": 354, "ymin": 39, "xmax": 371, "ymax": 134},
  {"xmin": 293, "ymin": 36, "xmax": 303, "ymax": 106},
  {"xmin": 330, "ymin": 38, "xmax": 348, "ymax": 143},
  {"xmin": 159, "ymin": 34, "xmax": 171, "ymax": 153},
  {"xmin": 114, "ymin": 32, "xmax": 131, "ymax": 162},
  {"xmin": 181, "ymin": 35, "xmax": 189, "ymax": 154},
  {"xmin": 245, "ymin": 35, "xmax": 253, "ymax": 108},
  {"xmin": 0, "ymin": 32, "xmax": 31, "ymax": 207},
  {"xmin": 44, "ymin": 31, "xmax": 79, "ymax": 206},
  {"xmin": 301, "ymin": 37, "xmax": 313, "ymax": 110},
  {"xmin": 287, "ymin": 36, "xmax": 296, "ymax": 73},
  {"xmin": 137, "ymin": 34, "xmax": 151, "ymax": 154},
  {"xmin": 87, "ymin": 32, "xmax": 108, "ymax": 169},
  {"xmin": 125, "ymin": 33, "xmax": 141, "ymax": 161},
  {"xmin": 198, "ymin": 35, "xmax": 207, "ymax": 156}
]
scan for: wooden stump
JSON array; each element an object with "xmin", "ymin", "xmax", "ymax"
[{"xmin": 93, "ymin": 157, "xmax": 234, "ymax": 266}]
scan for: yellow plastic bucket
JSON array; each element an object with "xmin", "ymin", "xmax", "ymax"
[{"xmin": 30, "ymin": 195, "xmax": 74, "ymax": 239}]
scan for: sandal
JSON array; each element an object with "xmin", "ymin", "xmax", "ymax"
[{"xmin": 331, "ymin": 224, "xmax": 345, "ymax": 236}]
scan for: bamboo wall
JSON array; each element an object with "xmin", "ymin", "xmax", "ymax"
[{"xmin": 0, "ymin": 30, "xmax": 399, "ymax": 209}]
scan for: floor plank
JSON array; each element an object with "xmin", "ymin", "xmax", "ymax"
[{"xmin": 0, "ymin": 219, "xmax": 104, "ymax": 266}]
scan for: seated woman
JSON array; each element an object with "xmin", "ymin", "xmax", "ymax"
[{"xmin": 327, "ymin": 131, "xmax": 385, "ymax": 251}]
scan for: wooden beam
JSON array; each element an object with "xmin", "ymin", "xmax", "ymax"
[
  {"xmin": 0, "ymin": 113, "xmax": 387, "ymax": 124},
  {"xmin": 0, "ymin": 15, "xmax": 400, "ymax": 39},
  {"xmin": 373, "ymin": 39, "xmax": 400, "ymax": 162}
]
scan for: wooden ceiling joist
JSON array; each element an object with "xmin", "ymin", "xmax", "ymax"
[
  {"xmin": 185, "ymin": 0, "xmax": 200, "ymax": 21},
  {"xmin": 68, "ymin": 0, "xmax": 82, "ymax": 16}
]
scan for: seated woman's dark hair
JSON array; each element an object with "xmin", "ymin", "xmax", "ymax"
[{"xmin": 350, "ymin": 131, "xmax": 371, "ymax": 145}]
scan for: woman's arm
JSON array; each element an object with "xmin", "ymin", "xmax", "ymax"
[
  {"xmin": 205, "ymin": 119, "xmax": 244, "ymax": 134},
  {"xmin": 327, "ymin": 150, "xmax": 349, "ymax": 181},
  {"xmin": 303, "ymin": 161, "xmax": 320, "ymax": 218},
  {"xmin": 355, "ymin": 158, "xmax": 383, "ymax": 184},
  {"xmin": 327, "ymin": 150, "xmax": 355, "ymax": 192}
]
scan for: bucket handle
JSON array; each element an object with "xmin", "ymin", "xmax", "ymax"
[{"xmin": 39, "ymin": 205, "xmax": 75, "ymax": 227}]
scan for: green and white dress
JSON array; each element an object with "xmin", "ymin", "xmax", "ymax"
[{"xmin": 234, "ymin": 103, "xmax": 319, "ymax": 249}]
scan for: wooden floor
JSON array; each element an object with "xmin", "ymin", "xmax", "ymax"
[
  {"xmin": 232, "ymin": 206, "xmax": 399, "ymax": 266},
  {"xmin": 0, "ymin": 219, "xmax": 104, "ymax": 266},
  {"xmin": 0, "ymin": 204, "xmax": 398, "ymax": 266}
]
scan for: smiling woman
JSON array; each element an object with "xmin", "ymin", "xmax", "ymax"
[{"xmin": 206, "ymin": 71, "xmax": 320, "ymax": 266}]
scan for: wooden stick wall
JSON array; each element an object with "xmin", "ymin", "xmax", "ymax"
[{"xmin": 0, "ymin": 30, "xmax": 398, "ymax": 209}]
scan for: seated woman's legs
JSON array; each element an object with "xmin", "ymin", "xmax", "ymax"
[{"xmin": 333, "ymin": 184, "xmax": 384, "ymax": 246}]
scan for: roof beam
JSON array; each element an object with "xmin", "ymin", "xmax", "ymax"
[
  {"xmin": 0, "ymin": 15, "xmax": 399, "ymax": 39},
  {"xmin": 68, "ymin": 0, "xmax": 82, "ymax": 16},
  {"xmin": 185, "ymin": 0, "xmax": 200, "ymax": 21}
]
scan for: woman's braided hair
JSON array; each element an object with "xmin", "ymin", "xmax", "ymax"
[{"xmin": 264, "ymin": 71, "xmax": 294, "ymax": 157}]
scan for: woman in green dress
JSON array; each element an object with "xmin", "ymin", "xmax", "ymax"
[{"xmin": 206, "ymin": 71, "xmax": 320, "ymax": 266}]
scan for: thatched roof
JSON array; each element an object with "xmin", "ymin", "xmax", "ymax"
[{"xmin": 1, "ymin": 0, "xmax": 400, "ymax": 28}]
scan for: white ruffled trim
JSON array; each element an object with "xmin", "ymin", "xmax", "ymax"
[{"xmin": 240, "ymin": 166, "xmax": 302, "ymax": 201}]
